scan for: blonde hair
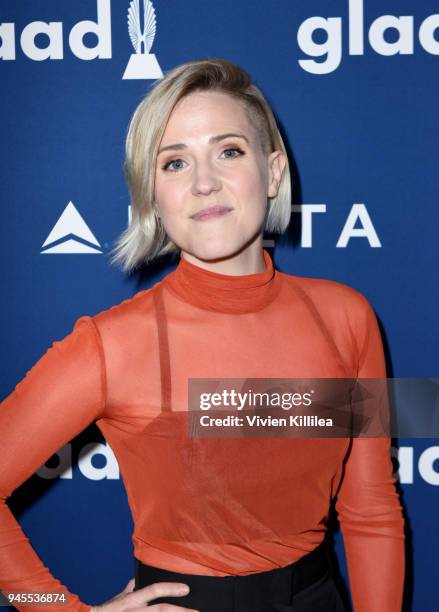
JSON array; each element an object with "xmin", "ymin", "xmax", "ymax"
[{"xmin": 109, "ymin": 58, "xmax": 292, "ymax": 272}]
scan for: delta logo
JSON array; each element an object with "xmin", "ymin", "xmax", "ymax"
[
  {"xmin": 40, "ymin": 201, "xmax": 384, "ymax": 256},
  {"xmin": 41, "ymin": 201, "xmax": 103, "ymax": 255}
]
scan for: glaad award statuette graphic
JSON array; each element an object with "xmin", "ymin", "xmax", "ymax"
[{"xmin": 123, "ymin": 0, "xmax": 163, "ymax": 80}]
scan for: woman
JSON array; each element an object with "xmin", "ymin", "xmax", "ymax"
[{"xmin": 0, "ymin": 59, "xmax": 405, "ymax": 612}]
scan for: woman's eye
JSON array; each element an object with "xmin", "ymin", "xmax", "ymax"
[
  {"xmin": 161, "ymin": 147, "xmax": 245, "ymax": 172},
  {"xmin": 162, "ymin": 158, "xmax": 186, "ymax": 172},
  {"xmin": 222, "ymin": 147, "xmax": 245, "ymax": 159}
]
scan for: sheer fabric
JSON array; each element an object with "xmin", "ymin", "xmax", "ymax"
[{"xmin": 0, "ymin": 249, "xmax": 405, "ymax": 611}]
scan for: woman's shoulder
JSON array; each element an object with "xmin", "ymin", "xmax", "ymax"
[
  {"xmin": 278, "ymin": 270, "xmax": 377, "ymax": 322},
  {"xmin": 82, "ymin": 279, "xmax": 165, "ymax": 334}
]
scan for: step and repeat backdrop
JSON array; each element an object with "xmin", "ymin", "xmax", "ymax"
[{"xmin": 1, "ymin": 1, "xmax": 438, "ymax": 610}]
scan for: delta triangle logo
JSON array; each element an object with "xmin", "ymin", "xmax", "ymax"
[
  {"xmin": 122, "ymin": 0, "xmax": 163, "ymax": 80},
  {"xmin": 41, "ymin": 201, "xmax": 102, "ymax": 254}
]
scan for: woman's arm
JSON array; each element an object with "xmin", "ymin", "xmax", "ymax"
[
  {"xmin": 0, "ymin": 316, "xmax": 106, "ymax": 612},
  {"xmin": 335, "ymin": 294, "xmax": 405, "ymax": 612}
]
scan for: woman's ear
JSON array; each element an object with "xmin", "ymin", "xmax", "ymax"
[{"xmin": 267, "ymin": 150, "xmax": 287, "ymax": 198}]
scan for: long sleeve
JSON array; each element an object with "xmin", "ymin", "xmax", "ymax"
[
  {"xmin": 335, "ymin": 294, "xmax": 405, "ymax": 612},
  {"xmin": 0, "ymin": 316, "xmax": 106, "ymax": 612}
]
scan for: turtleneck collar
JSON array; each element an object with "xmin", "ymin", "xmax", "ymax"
[{"xmin": 163, "ymin": 248, "xmax": 283, "ymax": 314}]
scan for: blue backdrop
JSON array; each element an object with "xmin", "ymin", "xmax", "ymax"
[{"xmin": 1, "ymin": 1, "xmax": 438, "ymax": 610}]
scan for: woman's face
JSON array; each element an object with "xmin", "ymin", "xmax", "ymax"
[{"xmin": 154, "ymin": 90, "xmax": 286, "ymax": 265}]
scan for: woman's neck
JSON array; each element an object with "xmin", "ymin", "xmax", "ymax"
[
  {"xmin": 180, "ymin": 240, "xmax": 267, "ymax": 276},
  {"xmin": 163, "ymin": 248, "xmax": 283, "ymax": 314}
]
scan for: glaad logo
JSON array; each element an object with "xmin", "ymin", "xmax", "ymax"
[
  {"xmin": 36, "ymin": 443, "xmax": 439, "ymax": 485},
  {"xmin": 37, "ymin": 442, "xmax": 120, "ymax": 481},
  {"xmin": 0, "ymin": 0, "xmax": 163, "ymax": 81},
  {"xmin": 297, "ymin": 0, "xmax": 439, "ymax": 74},
  {"xmin": 123, "ymin": 0, "xmax": 163, "ymax": 79},
  {"xmin": 41, "ymin": 201, "xmax": 102, "ymax": 255},
  {"xmin": 0, "ymin": 0, "xmax": 112, "ymax": 61}
]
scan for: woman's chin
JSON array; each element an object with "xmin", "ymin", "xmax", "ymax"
[{"xmin": 181, "ymin": 242, "xmax": 244, "ymax": 264}]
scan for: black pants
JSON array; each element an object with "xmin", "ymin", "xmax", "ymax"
[{"xmin": 133, "ymin": 540, "xmax": 347, "ymax": 611}]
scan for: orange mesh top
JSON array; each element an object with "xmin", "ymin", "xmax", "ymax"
[{"xmin": 0, "ymin": 249, "xmax": 405, "ymax": 612}]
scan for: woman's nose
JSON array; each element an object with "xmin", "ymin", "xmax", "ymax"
[{"xmin": 191, "ymin": 160, "xmax": 222, "ymax": 196}]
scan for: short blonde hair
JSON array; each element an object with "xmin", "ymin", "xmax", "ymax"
[{"xmin": 109, "ymin": 58, "xmax": 292, "ymax": 272}]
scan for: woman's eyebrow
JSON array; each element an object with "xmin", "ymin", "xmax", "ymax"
[{"xmin": 158, "ymin": 132, "xmax": 249, "ymax": 154}]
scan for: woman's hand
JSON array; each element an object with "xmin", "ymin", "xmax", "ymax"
[{"xmin": 90, "ymin": 577, "xmax": 199, "ymax": 611}]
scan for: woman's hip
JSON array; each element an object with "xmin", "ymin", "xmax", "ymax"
[{"xmin": 133, "ymin": 540, "xmax": 346, "ymax": 611}]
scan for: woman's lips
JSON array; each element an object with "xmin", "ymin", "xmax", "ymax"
[{"xmin": 191, "ymin": 205, "xmax": 233, "ymax": 221}]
